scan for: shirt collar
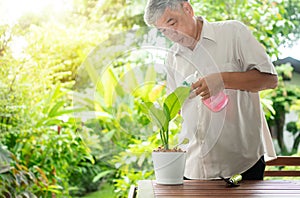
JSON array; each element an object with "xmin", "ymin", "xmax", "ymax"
[{"xmin": 198, "ymin": 16, "xmax": 216, "ymax": 43}]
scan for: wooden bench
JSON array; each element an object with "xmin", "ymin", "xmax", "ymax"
[
  {"xmin": 128, "ymin": 156, "xmax": 300, "ymax": 197},
  {"xmin": 264, "ymin": 156, "xmax": 300, "ymax": 177},
  {"xmin": 136, "ymin": 180, "xmax": 300, "ymax": 197}
]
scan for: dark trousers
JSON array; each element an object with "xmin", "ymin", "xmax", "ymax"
[
  {"xmin": 241, "ymin": 156, "xmax": 265, "ymax": 180},
  {"xmin": 184, "ymin": 156, "xmax": 266, "ymax": 180}
]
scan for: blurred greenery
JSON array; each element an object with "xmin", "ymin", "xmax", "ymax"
[
  {"xmin": 192, "ymin": 0, "xmax": 300, "ymax": 59},
  {"xmin": 262, "ymin": 64, "xmax": 300, "ymax": 155},
  {"xmin": 0, "ymin": 0, "xmax": 300, "ymax": 197},
  {"xmin": 81, "ymin": 183, "xmax": 114, "ymax": 198}
]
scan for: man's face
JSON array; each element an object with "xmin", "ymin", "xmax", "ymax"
[{"xmin": 155, "ymin": 3, "xmax": 197, "ymax": 48}]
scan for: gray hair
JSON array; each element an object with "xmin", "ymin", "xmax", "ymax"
[{"xmin": 144, "ymin": 0, "xmax": 189, "ymax": 26}]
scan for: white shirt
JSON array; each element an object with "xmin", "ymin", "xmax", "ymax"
[{"xmin": 166, "ymin": 17, "xmax": 277, "ymax": 179}]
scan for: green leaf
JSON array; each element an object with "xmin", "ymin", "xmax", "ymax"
[
  {"xmin": 92, "ymin": 170, "xmax": 113, "ymax": 183},
  {"xmin": 138, "ymin": 65, "xmax": 157, "ymax": 100},
  {"xmin": 42, "ymin": 85, "xmax": 63, "ymax": 115},
  {"xmin": 103, "ymin": 130, "xmax": 115, "ymax": 142},
  {"xmin": 162, "ymin": 103, "xmax": 170, "ymax": 132},
  {"xmin": 53, "ymin": 107, "xmax": 85, "ymax": 117},
  {"xmin": 36, "ymin": 118, "xmax": 62, "ymax": 127},
  {"xmin": 48, "ymin": 101, "xmax": 65, "ymax": 117},
  {"xmin": 286, "ymin": 122, "xmax": 298, "ymax": 135},
  {"xmin": 84, "ymin": 57, "xmax": 101, "ymax": 87},
  {"xmin": 261, "ymin": 98, "xmax": 275, "ymax": 115},
  {"xmin": 141, "ymin": 102, "xmax": 167, "ymax": 131},
  {"xmin": 99, "ymin": 67, "xmax": 119, "ymax": 107},
  {"xmin": 164, "ymin": 86, "xmax": 190, "ymax": 120}
]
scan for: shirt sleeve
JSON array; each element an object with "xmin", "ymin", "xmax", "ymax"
[{"xmin": 236, "ymin": 23, "xmax": 277, "ymax": 75}]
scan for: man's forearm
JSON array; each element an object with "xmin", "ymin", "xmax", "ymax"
[{"xmin": 222, "ymin": 69, "xmax": 278, "ymax": 92}]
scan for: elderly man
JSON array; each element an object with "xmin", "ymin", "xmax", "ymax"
[{"xmin": 144, "ymin": 0, "xmax": 278, "ymax": 180}]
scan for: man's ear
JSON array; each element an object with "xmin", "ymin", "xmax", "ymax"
[{"xmin": 182, "ymin": 2, "xmax": 194, "ymax": 16}]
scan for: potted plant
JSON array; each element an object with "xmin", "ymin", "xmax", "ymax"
[{"xmin": 141, "ymin": 86, "xmax": 190, "ymax": 185}]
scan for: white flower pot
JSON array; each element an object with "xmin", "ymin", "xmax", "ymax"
[{"xmin": 152, "ymin": 152, "xmax": 186, "ymax": 185}]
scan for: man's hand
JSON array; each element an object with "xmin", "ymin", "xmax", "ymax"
[{"xmin": 191, "ymin": 73, "xmax": 224, "ymax": 100}]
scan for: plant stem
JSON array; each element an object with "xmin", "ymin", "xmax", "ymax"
[
  {"xmin": 160, "ymin": 130, "xmax": 166, "ymax": 149},
  {"xmin": 166, "ymin": 129, "xmax": 169, "ymax": 150},
  {"xmin": 160, "ymin": 130, "xmax": 169, "ymax": 150}
]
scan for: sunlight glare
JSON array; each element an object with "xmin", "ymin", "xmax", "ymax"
[{"xmin": 0, "ymin": 0, "xmax": 72, "ymax": 24}]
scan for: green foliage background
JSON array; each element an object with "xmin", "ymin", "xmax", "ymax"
[{"xmin": 0, "ymin": 0, "xmax": 300, "ymax": 197}]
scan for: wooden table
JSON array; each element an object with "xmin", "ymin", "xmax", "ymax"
[{"xmin": 137, "ymin": 180, "xmax": 300, "ymax": 198}]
